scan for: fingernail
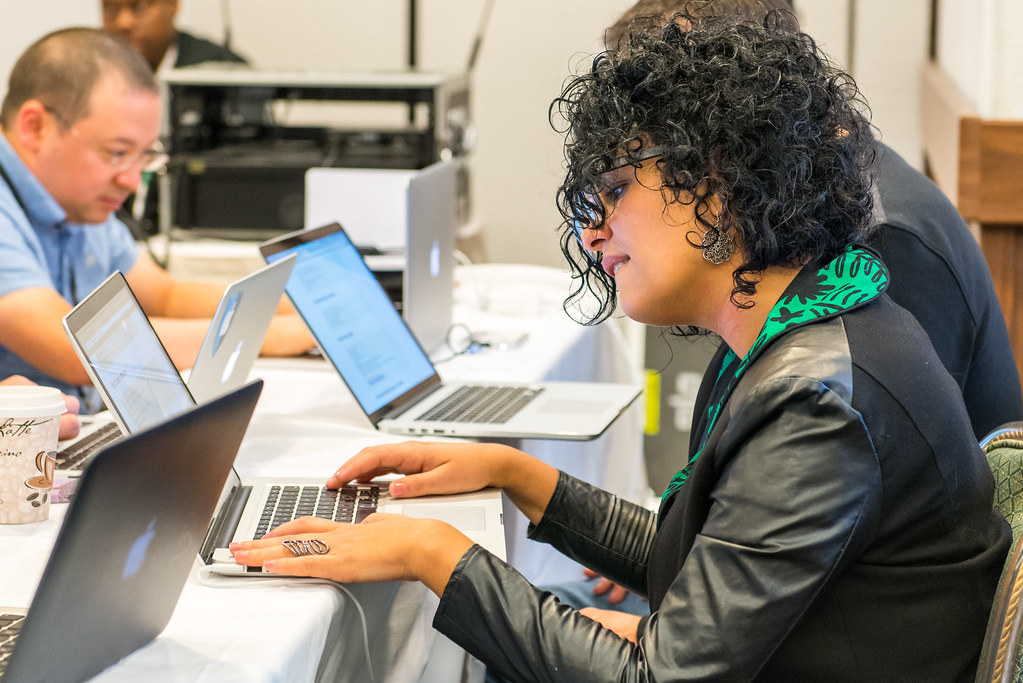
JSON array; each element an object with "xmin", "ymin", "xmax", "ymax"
[
  {"xmin": 391, "ymin": 480, "xmax": 407, "ymax": 496},
  {"xmin": 232, "ymin": 550, "xmax": 247, "ymax": 560},
  {"xmin": 263, "ymin": 561, "xmax": 276, "ymax": 573}
]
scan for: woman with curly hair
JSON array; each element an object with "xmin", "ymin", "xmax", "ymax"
[{"xmin": 231, "ymin": 12, "xmax": 1009, "ymax": 681}]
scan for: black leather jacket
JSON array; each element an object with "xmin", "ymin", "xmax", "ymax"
[{"xmin": 434, "ymin": 249, "xmax": 1010, "ymax": 681}]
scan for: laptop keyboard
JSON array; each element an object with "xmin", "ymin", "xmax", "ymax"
[
  {"xmin": 0, "ymin": 612, "xmax": 25, "ymax": 675},
  {"xmin": 416, "ymin": 385, "xmax": 543, "ymax": 424},
  {"xmin": 55, "ymin": 422, "xmax": 121, "ymax": 472},
  {"xmin": 254, "ymin": 484, "xmax": 380, "ymax": 538}
]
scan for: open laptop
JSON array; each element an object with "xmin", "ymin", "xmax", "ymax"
[
  {"xmin": 187, "ymin": 253, "xmax": 296, "ymax": 403},
  {"xmin": 55, "ymin": 256, "xmax": 294, "ymax": 476},
  {"xmin": 304, "ymin": 162, "xmax": 456, "ymax": 352},
  {"xmin": 0, "ymin": 381, "xmax": 261, "ymax": 682},
  {"xmin": 259, "ymin": 223, "xmax": 641, "ymax": 440},
  {"xmin": 55, "ymin": 271, "xmax": 506, "ymax": 576}
]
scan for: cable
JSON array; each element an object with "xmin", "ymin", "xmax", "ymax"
[
  {"xmin": 194, "ymin": 571, "xmax": 377, "ymax": 683},
  {"xmin": 333, "ymin": 582, "xmax": 377, "ymax": 683},
  {"xmin": 221, "ymin": 0, "xmax": 234, "ymax": 53},
  {"xmin": 453, "ymin": 248, "xmax": 473, "ymax": 267},
  {"xmin": 467, "ymin": 0, "xmax": 497, "ymax": 73}
]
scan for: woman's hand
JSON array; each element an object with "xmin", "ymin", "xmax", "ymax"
[
  {"xmin": 328, "ymin": 440, "xmax": 516, "ymax": 496},
  {"xmin": 328, "ymin": 441, "xmax": 560, "ymax": 525},
  {"xmin": 229, "ymin": 514, "xmax": 474, "ymax": 595}
]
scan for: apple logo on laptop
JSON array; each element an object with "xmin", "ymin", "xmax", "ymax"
[
  {"xmin": 430, "ymin": 239, "xmax": 440, "ymax": 278},
  {"xmin": 211, "ymin": 292, "xmax": 242, "ymax": 356},
  {"xmin": 222, "ymin": 341, "xmax": 244, "ymax": 384},
  {"xmin": 123, "ymin": 518, "xmax": 156, "ymax": 579}
]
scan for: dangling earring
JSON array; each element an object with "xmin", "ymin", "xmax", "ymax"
[{"xmin": 701, "ymin": 213, "xmax": 734, "ymax": 265}]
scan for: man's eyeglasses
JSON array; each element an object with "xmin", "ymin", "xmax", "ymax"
[
  {"xmin": 69, "ymin": 127, "xmax": 168, "ymax": 174},
  {"xmin": 102, "ymin": 0, "xmax": 166, "ymax": 20}
]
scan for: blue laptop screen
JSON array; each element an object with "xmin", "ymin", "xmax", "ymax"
[
  {"xmin": 74, "ymin": 278, "xmax": 195, "ymax": 432},
  {"xmin": 265, "ymin": 228, "xmax": 436, "ymax": 416}
]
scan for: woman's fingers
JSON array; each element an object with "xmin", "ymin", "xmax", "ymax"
[{"xmin": 259, "ymin": 516, "xmax": 337, "ymax": 538}]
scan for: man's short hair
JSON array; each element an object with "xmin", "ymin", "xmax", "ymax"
[{"xmin": 1, "ymin": 27, "xmax": 157, "ymax": 130}]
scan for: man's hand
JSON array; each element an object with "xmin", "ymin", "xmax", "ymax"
[
  {"xmin": 583, "ymin": 568, "xmax": 641, "ymax": 606},
  {"xmin": 579, "ymin": 607, "xmax": 641, "ymax": 643}
]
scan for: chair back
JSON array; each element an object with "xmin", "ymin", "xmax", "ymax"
[{"xmin": 976, "ymin": 422, "xmax": 1023, "ymax": 683}]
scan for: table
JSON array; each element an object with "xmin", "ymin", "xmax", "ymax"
[{"xmin": 1, "ymin": 264, "xmax": 646, "ymax": 681}]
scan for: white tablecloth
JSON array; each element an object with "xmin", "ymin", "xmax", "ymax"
[{"xmin": 1, "ymin": 263, "xmax": 646, "ymax": 681}]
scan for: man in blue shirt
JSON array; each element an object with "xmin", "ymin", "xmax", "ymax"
[{"xmin": 0, "ymin": 28, "xmax": 312, "ymax": 409}]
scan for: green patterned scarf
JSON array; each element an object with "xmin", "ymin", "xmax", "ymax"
[{"xmin": 657, "ymin": 246, "xmax": 889, "ymax": 522}]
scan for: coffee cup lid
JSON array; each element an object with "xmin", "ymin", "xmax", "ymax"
[{"xmin": 0, "ymin": 386, "xmax": 67, "ymax": 417}]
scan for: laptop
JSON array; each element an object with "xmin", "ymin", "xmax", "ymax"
[
  {"xmin": 399, "ymin": 161, "xmax": 455, "ymax": 354},
  {"xmin": 0, "ymin": 381, "xmax": 261, "ymax": 682},
  {"xmin": 55, "ymin": 272, "xmax": 506, "ymax": 576},
  {"xmin": 259, "ymin": 223, "xmax": 641, "ymax": 441},
  {"xmin": 187, "ymin": 253, "xmax": 297, "ymax": 403},
  {"xmin": 304, "ymin": 162, "xmax": 456, "ymax": 352},
  {"xmin": 55, "ymin": 257, "xmax": 294, "ymax": 476}
]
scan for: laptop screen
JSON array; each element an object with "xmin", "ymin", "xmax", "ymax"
[
  {"xmin": 263, "ymin": 225, "xmax": 436, "ymax": 416},
  {"xmin": 70, "ymin": 274, "xmax": 195, "ymax": 432}
]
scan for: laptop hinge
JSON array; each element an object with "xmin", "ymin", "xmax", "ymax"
[
  {"xmin": 382, "ymin": 383, "xmax": 446, "ymax": 420},
  {"xmin": 200, "ymin": 485, "xmax": 252, "ymax": 563}
]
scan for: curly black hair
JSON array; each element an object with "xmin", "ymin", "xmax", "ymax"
[{"xmin": 551, "ymin": 9, "xmax": 876, "ymax": 327}]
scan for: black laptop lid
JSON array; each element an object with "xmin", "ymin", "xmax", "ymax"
[{"xmin": 3, "ymin": 379, "xmax": 262, "ymax": 683}]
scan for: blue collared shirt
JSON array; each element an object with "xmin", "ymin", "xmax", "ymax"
[{"xmin": 0, "ymin": 134, "xmax": 138, "ymax": 410}]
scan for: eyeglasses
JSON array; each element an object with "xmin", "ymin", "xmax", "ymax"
[
  {"xmin": 607, "ymin": 143, "xmax": 666, "ymax": 171},
  {"xmin": 69, "ymin": 126, "xmax": 168, "ymax": 174},
  {"xmin": 572, "ymin": 144, "xmax": 666, "ymax": 261},
  {"xmin": 101, "ymin": 0, "xmax": 166, "ymax": 20}
]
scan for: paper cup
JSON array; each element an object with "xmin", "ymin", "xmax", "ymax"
[{"xmin": 0, "ymin": 386, "xmax": 66, "ymax": 524}]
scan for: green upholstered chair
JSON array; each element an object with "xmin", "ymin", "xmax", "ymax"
[{"xmin": 976, "ymin": 422, "xmax": 1023, "ymax": 683}]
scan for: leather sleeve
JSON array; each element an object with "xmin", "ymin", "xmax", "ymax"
[
  {"xmin": 526, "ymin": 470, "xmax": 656, "ymax": 594},
  {"xmin": 433, "ymin": 375, "xmax": 883, "ymax": 682},
  {"xmin": 434, "ymin": 546, "xmax": 652, "ymax": 682}
]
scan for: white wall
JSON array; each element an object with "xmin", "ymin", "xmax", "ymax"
[
  {"xmin": 936, "ymin": 0, "xmax": 1023, "ymax": 119},
  {"xmin": 3, "ymin": 1, "xmax": 933, "ymax": 268}
]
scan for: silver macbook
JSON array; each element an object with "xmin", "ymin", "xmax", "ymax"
[
  {"xmin": 56, "ymin": 258, "xmax": 293, "ymax": 476},
  {"xmin": 304, "ymin": 161, "xmax": 456, "ymax": 352},
  {"xmin": 58, "ymin": 273, "xmax": 506, "ymax": 575},
  {"xmin": 259, "ymin": 223, "xmax": 641, "ymax": 440},
  {"xmin": 187, "ymin": 253, "xmax": 296, "ymax": 403},
  {"xmin": 401, "ymin": 160, "xmax": 455, "ymax": 354},
  {"xmin": 0, "ymin": 382, "xmax": 261, "ymax": 682}
]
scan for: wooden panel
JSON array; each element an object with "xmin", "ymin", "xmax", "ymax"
[
  {"xmin": 974, "ymin": 124, "xmax": 1023, "ymax": 224},
  {"xmin": 920, "ymin": 60, "xmax": 1023, "ymax": 224},
  {"xmin": 957, "ymin": 115, "xmax": 983, "ymax": 220},
  {"xmin": 981, "ymin": 225, "xmax": 1023, "ymax": 390}
]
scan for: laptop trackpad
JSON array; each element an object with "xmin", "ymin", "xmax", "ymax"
[
  {"xmin": 541, "ymin": 398, "xmax": 612, "ymax": 413},
  {"xmin": 401, "ymin": 504, "xmax": 487, "ymax": 531}
]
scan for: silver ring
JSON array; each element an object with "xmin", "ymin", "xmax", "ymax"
[{"xmin": 282, "ymin": 538, "xmax": 330, "ymax": 557}]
